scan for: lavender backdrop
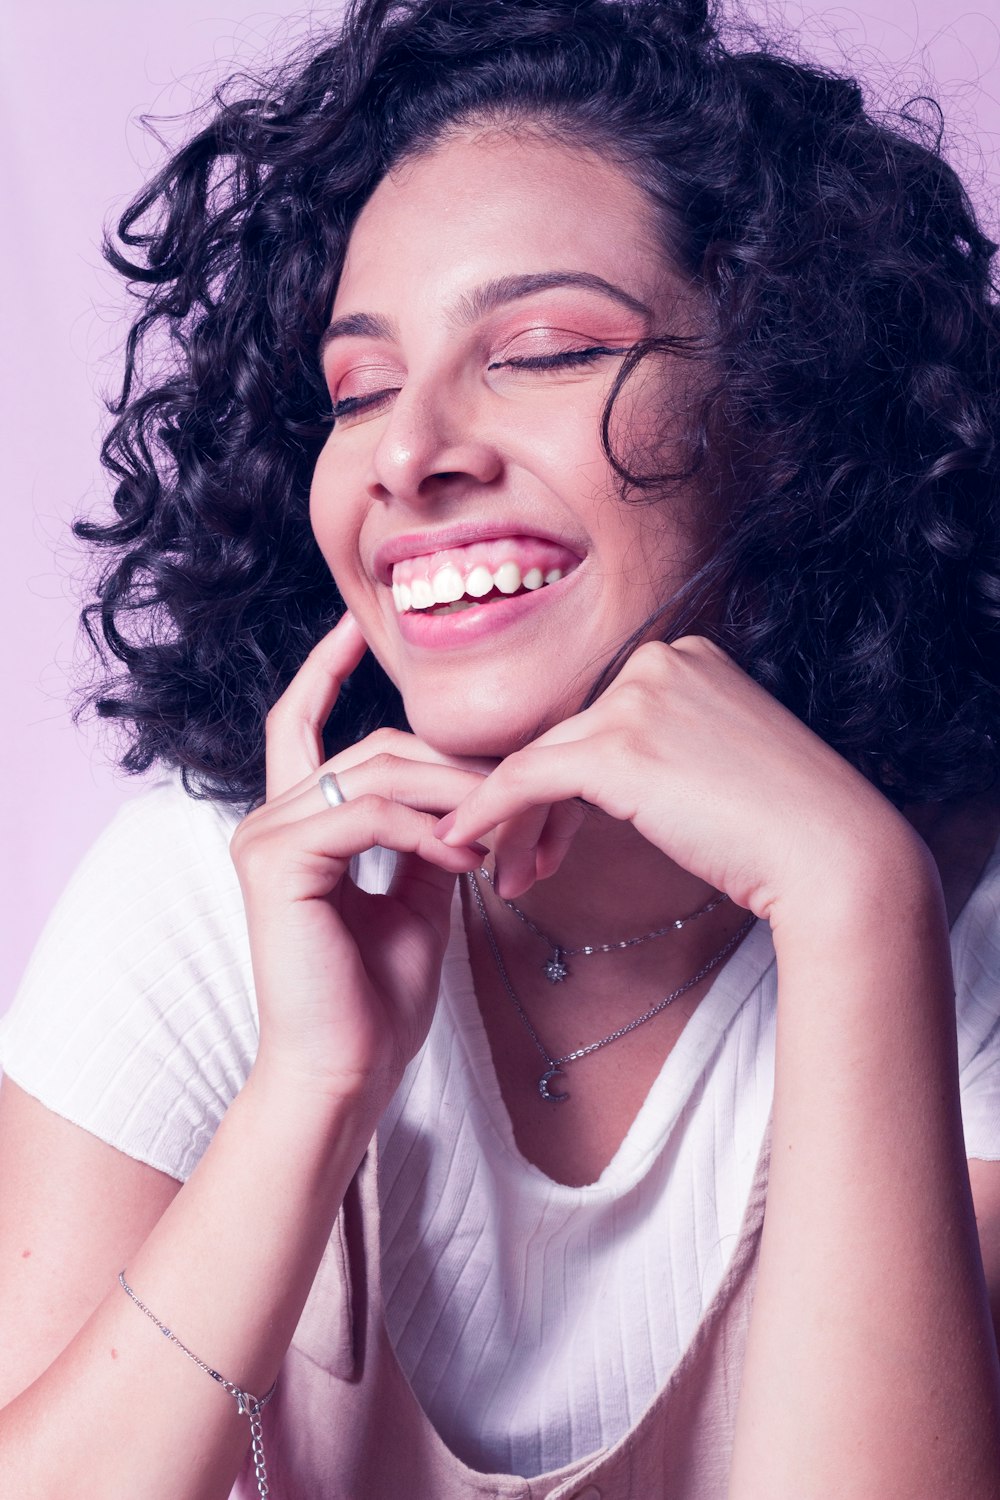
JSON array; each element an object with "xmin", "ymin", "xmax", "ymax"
[{"xmin": 2, "ymin": 1, "xmax": 999, "ymax": 1014}]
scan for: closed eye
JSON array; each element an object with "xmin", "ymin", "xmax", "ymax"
[
  {"xmin": 487, "ymin": 344, "xmax": 627, "ymax": 372},
  {"xmin": 329, "ymin": 346, "xmax": 627, "ymax": 425},
  {"xmin": 330, "ymin": 388, "xmax": 399, "ymax": 422}
]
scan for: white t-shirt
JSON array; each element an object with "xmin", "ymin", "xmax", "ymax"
[{"xmin": 3, "ymin": 773, "xmax": 1000, "ymax": 1477}]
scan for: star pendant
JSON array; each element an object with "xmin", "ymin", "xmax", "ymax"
[{"xmin": 543, "ymin": 951, "xmax": 569, "ymax": 984}]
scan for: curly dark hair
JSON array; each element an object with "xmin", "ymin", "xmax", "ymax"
[{"xmin": 76, "ymin": 0, "xmax": 1000, "ymax": 809}]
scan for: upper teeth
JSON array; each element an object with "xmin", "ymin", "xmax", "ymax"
[{"xmin": 392, "ymin": 561, "xmax": 562, "ymax": 613}]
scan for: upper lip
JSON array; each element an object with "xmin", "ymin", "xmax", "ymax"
[{"xmin": 371, "ymin": 522, "xmax": 585, "ymax": 584}]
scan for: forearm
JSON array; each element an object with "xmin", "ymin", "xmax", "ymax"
[
  {"xmin": 729, "ymin": 830, "xmax": 1000, "ymax": 1498},
  {"xmin": 0, "ymin": 1063, "xmax": 384, "ymax": 1500}
]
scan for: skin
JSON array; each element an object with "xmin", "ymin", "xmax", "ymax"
[
  {"xmin": 311, "ymin": 126, "xmax": 704, "ymax": 760},
  {"xmin": 1, "ymin": 126, "xmax": 1000, "ymax": 1499},
  {"xmin": 309, "ymin": 127, "xmax": 761, "ymax": 1172}
]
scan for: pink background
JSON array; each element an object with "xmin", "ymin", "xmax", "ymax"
[{"xmin": 3, "ymin": 1, "xmax": 999, "ymax": 1014}]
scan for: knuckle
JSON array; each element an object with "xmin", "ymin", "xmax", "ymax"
[
  {"xmin": 672, "ymin": 632, "xmax": 727, "ymax": 663},
  {"xmin": 620, "ymin": 641, "xmax": 671, "ymax": 690},
  {"xmin": 497, "ymin": 751, "xmax": 531, "ymax": 792},
  {"xmin": 363, "ymin": 727, "xmax": 404, "ymax": 755},
  {"xmin": 341, "ymin": 756, "xmax": 400, "ymax": 803},
  {"xmin": 232, "ymin": 828, "xmax": 276, "ymax": 886},
  {"xmin": 348, "ymin": 791, "xmax": 385, "ymax": 818},
  {"xmin": 366, "ymin": 751, "xmax": 400, "ymax": 782},
  {"xmin": 630, "ymin": 638, "xmax": 670, "ymax": 667},
  {"xmin": 615, "ymin": 674, "xmax": 659, "ymax": 717},
  {"xmin": 264, "ymin": 698, "xmax": 292, "ymax": 734},
  {"xmin": 229, "ymin": 808, "xmax": 263, "ymax": 857}
]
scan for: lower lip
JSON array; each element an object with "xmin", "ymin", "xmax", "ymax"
[{"xmin": 394, "ymin": 569, "xmax": 579, "ymax": 647}]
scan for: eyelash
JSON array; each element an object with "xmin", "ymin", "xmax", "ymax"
[
  {"xmin": 487, "ymin": 343, "xmax": 626, "ymax": 372},
  {"xmin": 328, "ymin": 345, "xmax": 625, "ymax": 422}
]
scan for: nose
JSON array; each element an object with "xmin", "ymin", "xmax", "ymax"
[{"xmin": 365, "ymin": 378, "xmax": 503, "ymax": 510}]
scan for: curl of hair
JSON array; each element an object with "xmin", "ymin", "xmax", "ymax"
[{"xmin": 77, "ymin": 0, "xmax": 1000, "ymax": 808}]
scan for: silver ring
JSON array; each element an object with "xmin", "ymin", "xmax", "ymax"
[{"xmin": 318, "ymin": 772, "xmax": 347, "ymax": 808}]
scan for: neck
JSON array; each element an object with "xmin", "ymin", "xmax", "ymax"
[
  {"xmin": 486, "ymin": 809, "xmax": 719, "ymax": 948},
  {"xmin": 461, "ymin": 807, "xmax": 756, "ymax": 1182}
]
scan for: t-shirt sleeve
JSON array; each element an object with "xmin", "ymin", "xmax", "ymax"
[
  {"xmin": 0, "ymin": 776, "xmax": 257, "ymax": 1181},
  {"xmin": 953, "ymin": 839, "xmax": 1000, "ymax": 1161}
]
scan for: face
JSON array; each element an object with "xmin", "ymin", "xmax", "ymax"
[{"xmin": 310, "ymin": 126, "xmax": 703, "ymax": 758}]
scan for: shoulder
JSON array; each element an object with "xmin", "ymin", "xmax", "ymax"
[
  {"xmin": 5, "ymin": 772, "xmax": 248, "ymax": 1021},
  {"xmin": 16, "ymin": 772, "xmax": 244, "ymax": 936},
  {"xmin": 0, "ymin": 772, "xmax": 255, "ymax": 1180},
  {"xmin": 82, "ymin": 770, "xmax": 243, "ymax": 882}
]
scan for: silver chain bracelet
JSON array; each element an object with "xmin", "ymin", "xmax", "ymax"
[{"xmin": 118, "ymin": 1270, "xmax": 276, "ymax": 1498}]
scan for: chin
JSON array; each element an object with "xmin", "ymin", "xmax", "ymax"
[
  {"xmin": 405, "ymin": 709, "xmax": 529, "ymax": 761},
  {"xmin": 403, "ymin": 693, "xmax": 561, "ymax": 762}
]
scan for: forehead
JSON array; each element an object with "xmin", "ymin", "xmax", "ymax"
[{"xmin": 333, "ymin": 127, "xmax": 675, "ymax": 315}]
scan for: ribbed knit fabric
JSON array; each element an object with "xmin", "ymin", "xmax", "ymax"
[
  {"xmin": 378, "ymin": 907, "xmax": 776, "ymax": 1475},
  {"xmin": 2, "ymin": 773, "xmax": 1000, "ymax": 1478},
  {"xmin": 0, "ymin": 779, "xmax": 256, "ymax": 1179}
]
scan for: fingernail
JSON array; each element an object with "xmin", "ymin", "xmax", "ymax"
[
  {"xmin": 435, "ymin": 811, "xmax": 457, "ymax": 842},
  {"xmin": 496, "ymin": 861, "xmax": 530, "ymax": 901},
  {"xmin": 471, "ymin": 842, "xmax": 490, "ymax": 857},
  {"xmin": 434, "ymin": 810, "xmax": 464, "ymax": 846}
]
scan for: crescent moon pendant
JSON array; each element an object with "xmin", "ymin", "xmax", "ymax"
[{"xmin": 538, "ymin": 1066, "xmax": 571, "ymax": 1103}]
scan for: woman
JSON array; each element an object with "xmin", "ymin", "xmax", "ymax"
[{"xmin": 1, "ymin": 0, "xmax": 999, "ymax": 1494}]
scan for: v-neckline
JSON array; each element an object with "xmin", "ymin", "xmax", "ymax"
[{"xmin": 439, "ymin": 884, "xmax": 777, "ymax": 1195}]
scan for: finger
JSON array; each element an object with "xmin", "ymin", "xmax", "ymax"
[
  {"xmin": 329, "ymin": 729, "xmax": 499, "ymax": 781},
  {"xmin": 533, "ymin": 799, "xmax": 587, "ymax": 882},
  {"xmin": 241, "ymin": 797, "xmax": 488, "ymax": 908},
  {"xmin": 437, "ymin": 737, "xmax": 628, "ymax": 850},
  {"xmin": 316, "ymin": 796, "xmax": 488, "ymax": 878},
  {"xmin": 490, "ymin": 804, "xmax": 552, "ymax": 900},
  {"xmin": 265, "ymin": 728, "xmax": 499, "ymax": 814},
  {"xmin": 265, "ymin": 613, "xmax": 368, "ymax": 800},
  {"xmin": 258, "ymin": 755, "xmax": 489, "ymax": 830},
  {"xmin": 324, "ymin": 757, "xmax": 487, "ymax": 819},
  {"xmin": 490, "ymin": 797, "xmax": 588, "ymax": 899},
  {"xmin": 385, "ymin": 849, "xmax": 466, "ymax": 929}
]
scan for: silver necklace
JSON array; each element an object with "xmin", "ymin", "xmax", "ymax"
[
  {"xmin": 467, "ymin": 870, "xmax": 756, "ymax": 1103},
  {"xmin": 476, "ymin": 864, "xmax": 730, "ymax": 983}
]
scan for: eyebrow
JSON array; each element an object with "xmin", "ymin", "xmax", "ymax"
[{"xmin": 317, "ymin": 271, "xmax": 652, "ymax": 361}]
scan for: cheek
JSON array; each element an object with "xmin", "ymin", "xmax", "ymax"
[
  {"xmin": 308, "ymin": 445, "xmax": 362, "ymax": 578},
  {"xmin": 522, "ymin": 408, "xmax": 619, "ymax": 517},
  {"xmin": 308, "ymin": 440, "xmax": 336, "ymax": 546}
]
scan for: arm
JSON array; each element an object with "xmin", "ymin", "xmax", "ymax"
[
  {"xmin": 0, "ymin": 1067, "xmax": 382, "ymax": 1500},
  {"xmin": 0, "ymin": 616, "xmax": 487, "ymax": 1499},
  {"xmin": 438, "ymin": 634, "xmax": 1000, "ymax": 1499},
  {"xmin": 729, "ymin": 840, "xmax": 1000, "ymax": 1499},
  {"xmin": 0, "ymin": 1083, "xmax": 181, "ymax": 1411}
]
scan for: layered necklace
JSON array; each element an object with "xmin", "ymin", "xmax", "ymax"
[
  {"xmin": 476, "ymin": 864, "xmax": 730, "ymax": 983},
  {"xmin": 466, "ymin": 869, "xmax": 757, "ymax": 1103}
]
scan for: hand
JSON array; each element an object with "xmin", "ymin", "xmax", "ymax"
[
  {"xmin": 438, "ymin": 636, "xmax": 918, "ymax": 924},
  {"xmin": 230, "ymin": 614, "xmax": 489, "ymax": 1100}
]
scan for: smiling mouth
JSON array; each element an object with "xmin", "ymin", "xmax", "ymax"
[
  {"xmin": 393, "ymin": 562, "xmax": 569, "ymax": 614},
  {"xmin": 389, "ymin": 538, "xmax": 580, "ymax": 615}
]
